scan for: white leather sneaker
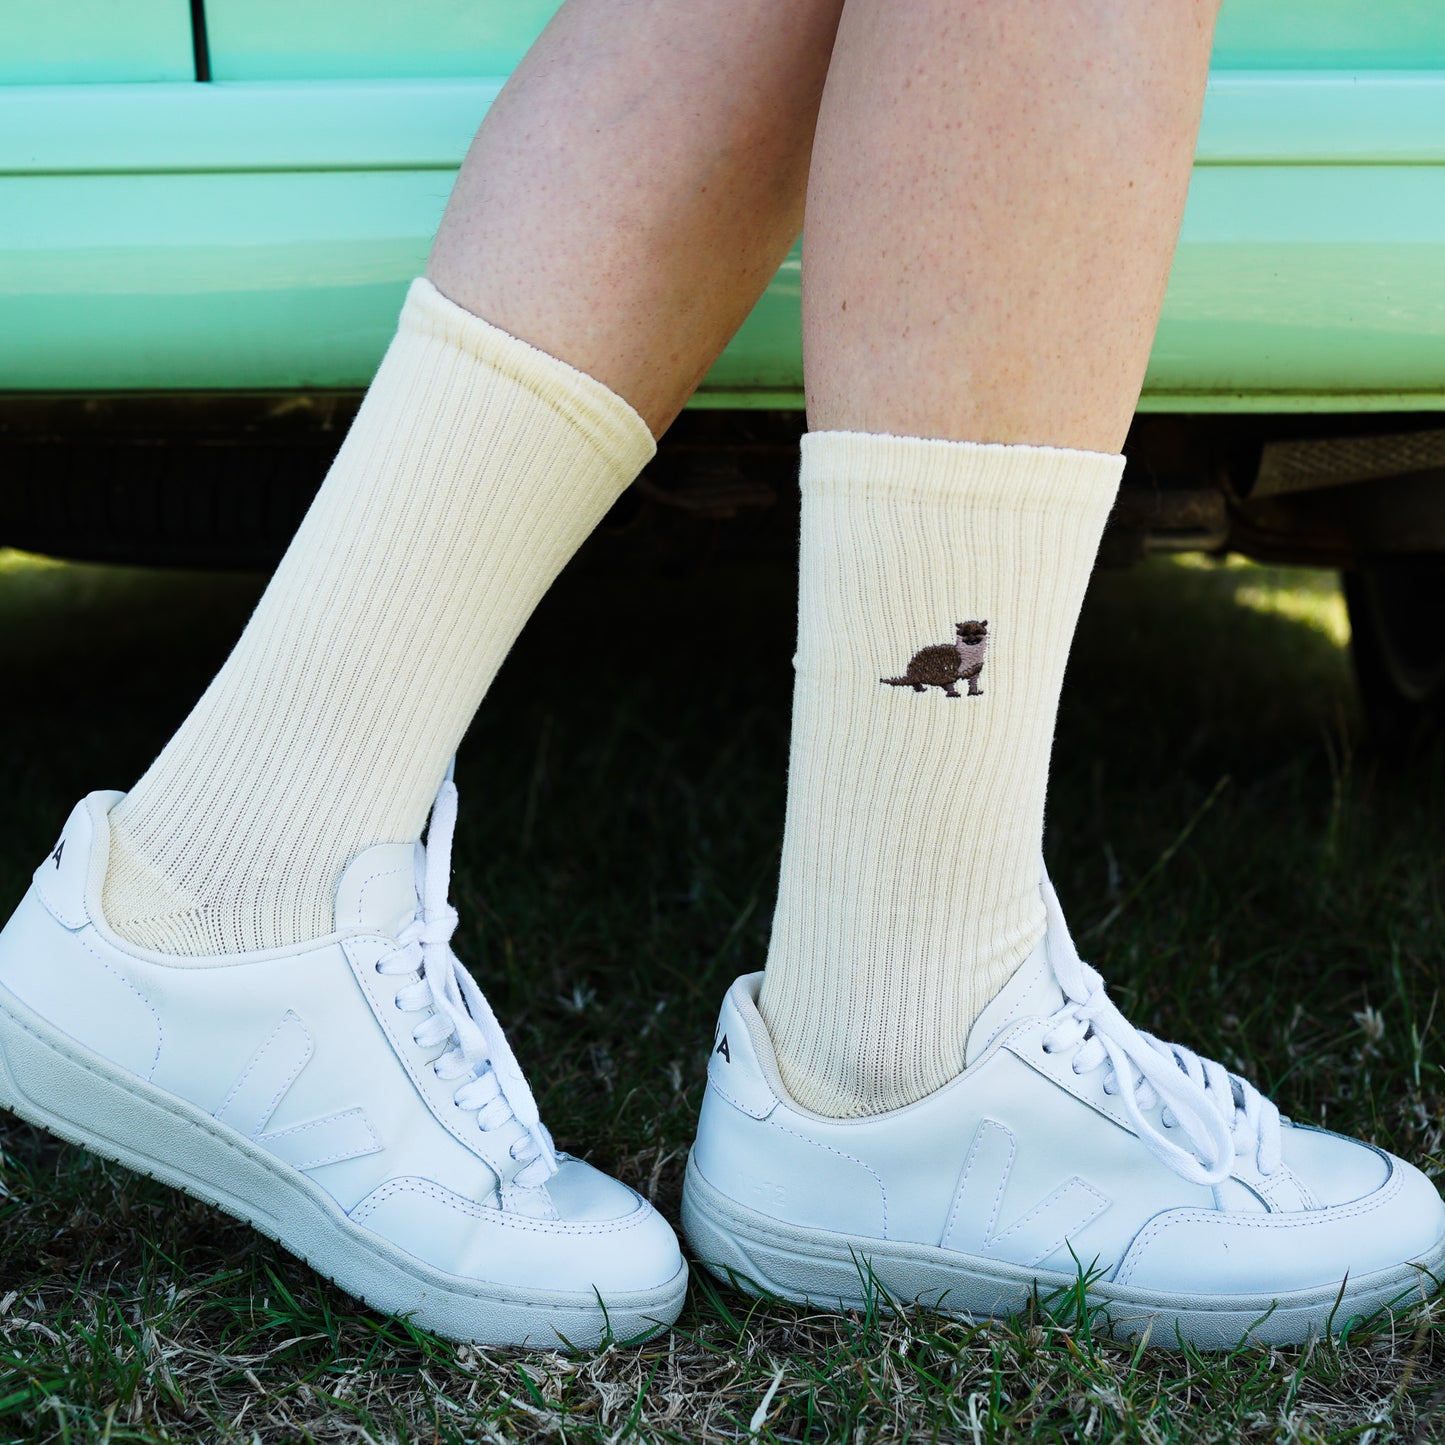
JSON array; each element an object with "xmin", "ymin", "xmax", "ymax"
[
  {"xmin": 0, "ymin": 775, "xmax": 686, "ymax": 1349},
  {"xmin": 684, "ymin": 877, "xmax": 1445, "ymax": 1348}
]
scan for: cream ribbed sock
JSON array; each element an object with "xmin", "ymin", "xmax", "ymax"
[
  {"xmin": 758, "ymin": 431, "xmax": 1122, "ymax": 1117},
  {"xmin": 103, "ymin": 279, "xmax": 654, "ymax": 956}
]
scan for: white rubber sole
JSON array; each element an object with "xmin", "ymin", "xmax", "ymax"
[
  {"xmin": 0, "ymin": 981, "xmax": 687, "ymax": 1350},
  {"xmin": 682, "ymin": 1152, "xmax": 1445, "ymax": 1349}
]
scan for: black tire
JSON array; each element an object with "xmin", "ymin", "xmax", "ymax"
[{"xmin": 1343, "ymin": 556, "xmax": 1445, "ymax": 746}]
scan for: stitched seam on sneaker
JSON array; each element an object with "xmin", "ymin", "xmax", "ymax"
[
  {"xmin": 764, "ymin": 1120, "xmax": 889, "ymax": 1237},
  {"xmin": 266, "ymin": 1137, "xmax": 382, "ymax": 1171},
  {"xmin": 3, "ymin": 1004, "xmax": 368, "ymax": 1201},
  {"xmin": 255, "ymin": 1026, "xmax": 313, "ymax": 1131},
  {"xmin": 74, "ymin": 930, "xmax": 164, "ymax": 1082},
  {"xmin": 218, "ymin": 1012, "xmax": 314, "ymax": 1133},
  {"xmin": 1022, "ymin": 1036, "xmax": 1143, "ymax": 1136},
  {"xmin": 1257, "ymin": 1167, "xmax": 1310, "ymax": 1213},
  {"xmin": 993, "ymin": 1180, "xmax": 1112, "ymax": 1268},
  {"xmin": 261, "ymin": 1108, "xmax": 381, "ymax": 1170},
  {"xmin": 708, "ymin": 1074, "xmax": 773, "ymax": 1120},
  {"xmin": 350, "ymin": 1177, "xmax": 649, "ymax": 1234},
  {"xmin": 943, "ymin": 1120, "xmax": 1015, "ymax": 1252},
  {"xmin": 1114, "ymin": 1168, "xmax": 1408, "ymax": 1287},
  {"xmin": 37, "ymin": 866, "xmax": 88, "ymax": 930},
  {"xmin": 1293, "ymin": 1170, "xmax": 1322, "ymax": 1212},
  {"xmin": 215, "ymin": 1012, "xmax": 290, "ymax": 1120},
  {"xmin": 353, "ymin": 864, "xmax": 413, "ymax": 929},
  {"xmin": 989, "ymin": 1007, "xmax": 1036, "ymax": 1050}
]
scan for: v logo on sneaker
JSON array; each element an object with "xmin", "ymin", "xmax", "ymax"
[
  {"xmin": 942, "ymin": 1118, "xmax": 1110, "ymax": 1268},
  {"xmin": 215, "ymin": 1010, "xmax": 382, "ymax": 1172}
]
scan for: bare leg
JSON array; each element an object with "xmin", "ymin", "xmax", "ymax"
[
  {"xmin": 804, "ymin": 0, "xmax": 1219, "ymax": 450},
  {"xmin": 431, "ymin": 0, "xmax": 844, "ymax": 436}
]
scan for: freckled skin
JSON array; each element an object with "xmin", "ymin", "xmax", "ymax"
[
  {"xmin": 427, "ymin": 0, "xmax": 1220, "ymax": 453},
  {"xmin": 428, "ymin": 0, "xmax": 847, "ymax": 439},
  {"xmin": 804, "ymin": 0, "xmax": 1222, "ymax": 452}
]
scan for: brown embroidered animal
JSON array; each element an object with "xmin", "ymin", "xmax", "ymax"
[{"xmin": 882, "ymin": 620, "xmax": 988, "ymax": 698}]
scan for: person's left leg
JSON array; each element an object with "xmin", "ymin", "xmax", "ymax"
[
  {"xmin": 0, "ymin": 0, "xmax": 844, "ymax": 1349},
  {"xmin": 762, "ymin": 0, "xmax": 1211, "ymax": 1118},
  {"xmin": 682, "ymin": 0, "xmax": 1445, "ymax": 1346}
]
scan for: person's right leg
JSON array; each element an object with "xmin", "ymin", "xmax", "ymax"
[
  {"xmin": 107, "ymin": 0, "xmax": 842, "ymax": 956},
  {"xmin": 0, "ymin": 0, "xmax": 843, "ymax": 1349},
  {"xmin": 684, "ymin": 0, "xmax": 1445, "ymax": 1346}
]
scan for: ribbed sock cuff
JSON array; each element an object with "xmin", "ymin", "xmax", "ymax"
[
  {"xmin": 403, "ymin": 277, "xmax": 657, "ymax": 475},
  {"xmin": 801, "ymin": 430, "xmax": 1123, "ymax": 518}
]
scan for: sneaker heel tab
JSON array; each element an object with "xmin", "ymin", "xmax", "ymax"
[
  {"xmin": 707, "ymin": 974, "xmax": 781, "ymax": 1120},
  {"xmin": 32, "ymin": 792, "xmax": 120, "ymax": 932},
  {"xmin": 965, "ymin": 934, "xmax": 1064, "ymax": 1067},
  {"xmin": 334, "ymin": 841, "xmax": 421, "ymax": 935}
]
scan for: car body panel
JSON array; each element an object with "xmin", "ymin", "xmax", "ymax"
[
  {"xmin": 0, "ymin": 0, "xmax": 193, "ymax": 85},
  {"xmin": 204, "ymin": 0, "xmax": 554, "ymax": 81},
  {"xmin": 1211, "ymin": 0, "xmax": 1445, "ymax": 70},
  {"xmin": 2, "ymin": 2, "xmax": 1444, "ymax": 410}
]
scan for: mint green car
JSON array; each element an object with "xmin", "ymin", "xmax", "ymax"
[{"xmin": 3, "ymin": 0, "xmax": 1445, "ymax": 730}]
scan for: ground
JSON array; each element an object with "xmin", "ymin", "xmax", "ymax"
[{"xmin": 0, "ymin": 544, "xmax": 1442, "ymax": 1443}]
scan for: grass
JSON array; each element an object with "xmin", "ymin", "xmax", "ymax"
[{"xmin": 1, "ymin": 541, "xmax": 1443, "ymax": 1443}]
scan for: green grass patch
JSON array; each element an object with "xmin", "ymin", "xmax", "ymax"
[{"xmin": 0, "ymin": 548, "xmax": 1442, "ymax": 1441}]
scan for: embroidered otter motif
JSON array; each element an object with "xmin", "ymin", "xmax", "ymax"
[{"xmin": 882, "ymin": 620, "xmax": 988, "ymax": 698}]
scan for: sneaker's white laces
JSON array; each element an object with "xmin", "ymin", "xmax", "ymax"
[
  {"xmin": 375, "ymin": 772, "xmax": 557, "ymax": 1189},
  {"xmin": 1040, "ymin": 875, "xmax": 1282, "ymax": 1186}
]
